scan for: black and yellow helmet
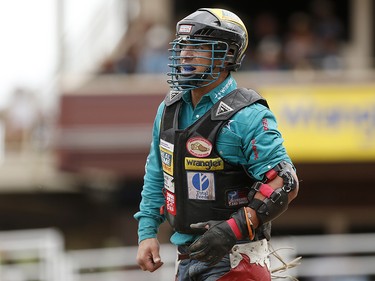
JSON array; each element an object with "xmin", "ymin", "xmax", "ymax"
[{"xmin": 167, "ymin": 8, "xmax": 248, "ymax": 91}]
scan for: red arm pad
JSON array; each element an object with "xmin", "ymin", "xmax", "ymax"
[
  {"xmin": 226, "ymin": 218, "xmax": 243, "ymax": 240},
  {"xmin": 259, "ymin": 183, "xmax": 274, "ymax": 198}
]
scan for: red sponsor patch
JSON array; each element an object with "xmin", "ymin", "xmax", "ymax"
[
  {"xmin": 251, "ymin": 139, "xmax": 259, "ymax": 160},
  {"xmin": 262, "ymin": 118, "xmax": 269, "ymax": 131},
  {"xmin": 186, "ymin": 137, "xmax": 212, "ymax": 158},
  {"xmin": 166, "ymin": 190, "xmax": 176, "ymax": 215}
]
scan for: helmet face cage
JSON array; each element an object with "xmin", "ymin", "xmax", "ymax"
[{"xmin": 167, "ymin": 37, "xmax": 228, "ymax": 91}]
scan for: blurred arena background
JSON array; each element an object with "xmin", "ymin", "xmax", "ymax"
[{"xmin": 0, "ymin": 0, "xmax": 374, "ymax": 280}]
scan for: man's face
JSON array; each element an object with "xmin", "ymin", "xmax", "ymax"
[
  {"xmin": 167, "ymin": 38, "xmax": 228, "ymax": 90},
  {"xmin": 179, "ymin": 42, "xmax": 213, "ymax": 76}
]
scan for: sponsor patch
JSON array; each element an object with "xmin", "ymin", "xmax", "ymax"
[
  {"xmin": 160, "ymin": 147, "xmax": 173, "ymax": 175},
  {"xmin": 186, "ymin": 137, "xmax": 212, "ymax": 158},
  {"xmin": 216, "ymin": 101, "xmax": 234, "ymax": 116},
  {"xmin": 178, "ymin": 24, "xmax": 193, "ymax": 34},
  {"xmin": 262, "ymin": 118, "xmax": 269, "ymax": 131},
  {"xmin": 251, "ymin": 139, "xmax": 259, "ymax": 160},
  {"xmin": 169, "ymin": 90, "xmax": 181, "ymax": 102},
  {"xmin": 227, "ymin": 189, "xmax": 249, "ymax": 207},
  {"xmin": 185, "ymin": 157, "xmax": 224, "ymax": 171},
  {"xmin": 163, "ymin": 173, "xmax": 175, "ymax": 193},
  {"xmin": 187, "ymin": 172, "xmax": 215, "ymax": 200},
  {"xmin": 160, "ymin": 139, "xmax": 174, "ymax": 152},
  {"xmin": 165, "ymin": 190, "xmax": 176, "ymax": 215}
]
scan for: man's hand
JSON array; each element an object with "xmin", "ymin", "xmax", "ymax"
[
  {"xmin": 188, "ymin": 209, "xmax": 252, "ymax": 266},
  {"xmin": 188, "ymin": 220, "xmax": 238, "ymax": 266},
  {"xmin": 136, "ymin": 238, "xmax": 164, "ymax": 272}
]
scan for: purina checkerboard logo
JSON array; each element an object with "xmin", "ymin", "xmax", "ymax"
[{"xmin": 178, "ymin": 24, "xmax": 193, "ymax": 34}]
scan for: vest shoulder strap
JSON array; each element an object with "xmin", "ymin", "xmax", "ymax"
[
  {"xmin": 164, "ymin": 90, "xmax": 183, "ymax": 106},
  {"xmin": 211, "ymin": 88, "xmax": 269, "ymax": 121}
]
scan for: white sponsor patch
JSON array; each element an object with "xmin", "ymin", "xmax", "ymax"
[
  {"xmin": 178, "ymin": 24, "xmax": 193, "ymax": 34},
  {"xmin": 160, "ymin": 139, "xmax": 174, "ymax": 152},
  {"xmin": 163, "ymin": 173, "xmax": 175, "ymax": 193},
  {"xmin": 187, "ymin": 172, "xmax": 215, "ymax": 200},
  {"xmin": 186, "ymin": 137, "xmax": 212, "ymax": 158}
]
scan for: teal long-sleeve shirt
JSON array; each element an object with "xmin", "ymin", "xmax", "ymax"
[{"xmin": 134, "ymin": 74, "xmax": 292, "ymax": 245}]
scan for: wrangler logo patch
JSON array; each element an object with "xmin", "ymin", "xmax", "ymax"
[{"xmin": 185, "ymin": 157, "xmax": 224, "ymax": 171}]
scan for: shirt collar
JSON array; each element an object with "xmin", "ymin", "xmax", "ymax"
[{"xmin": 182, "ymin": 74, "xmax": 237, "ymax": 105}]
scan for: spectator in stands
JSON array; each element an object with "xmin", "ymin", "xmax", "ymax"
[
  {"xmin": 245, "ymin": 13, "xmax": 286, "ymax": 71},
  {"xmin": 309, "ymin": 0, "xmax": 345, "ymax": 70},
  {"xmin": 253, "ymin": 36, "xmax": 285, "ymax": 71},
  {"xmin": 283, "ymin": 12, "xmax": 318, "ymax": 70}
]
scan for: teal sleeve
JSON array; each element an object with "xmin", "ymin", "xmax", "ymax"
[
  {"xmin": 133, "ymin": 102, "xmax": 166, "ymax": 243},
  {"xmin": 239, "ymin": 104, "xmax": 292, "ymax": 180},
  {"xmin": 214, "ymin": 102, "xmax": 293, "ymax": 181}
]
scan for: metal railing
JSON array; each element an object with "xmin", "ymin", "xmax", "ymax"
[
  {"xmin": 0, "ymin": 228, "xmax": 69, "ymax": 281},
  {"xmin": 0, "ymin": 228, "xmax": 374, "ymax": 281}
]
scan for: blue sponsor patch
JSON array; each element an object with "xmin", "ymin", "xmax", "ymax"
[
  {"xmin": 187, "ymin": 172, "xmax": 215, "ymax": 200},
  {"xmin": 227, "ymin": 189, "xmax": 249, "ymax": 207}
]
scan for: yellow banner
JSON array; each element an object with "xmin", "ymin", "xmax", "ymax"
[{"xmin": 260, "ymin": 84, "xmax": 375, "ymax": 162}]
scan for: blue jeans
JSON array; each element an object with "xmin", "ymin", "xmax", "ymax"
[
  {"xmin": 176, "ymin": 245, "xmax": 231, "ymax": 281},
  {"xmin": 176, "ymin": 241, "xmax": 272, "ymax": 281}
]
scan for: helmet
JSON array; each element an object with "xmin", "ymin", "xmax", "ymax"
[{"xmin": 167, "ymin": 8, "xmax": 248, "ymax": 91}]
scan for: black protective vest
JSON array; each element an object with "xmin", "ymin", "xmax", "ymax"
[{"xmin": 160, "ymin": 88, "xmax": 269, "ymax": 234}]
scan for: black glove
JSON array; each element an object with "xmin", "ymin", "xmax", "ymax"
[
  {"xmin": 189, "ymin": 220, "xmax": 236, "ymax": 266},
  {"xmin": 188, "ymin": 208, "xmax": 251, "ymax": 266}
]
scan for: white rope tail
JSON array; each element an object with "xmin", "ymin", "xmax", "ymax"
[{"xmin": 269, "ymin": 243, "xmax": 302, "ymax": 281}]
